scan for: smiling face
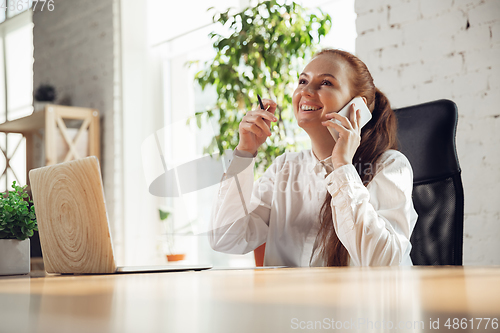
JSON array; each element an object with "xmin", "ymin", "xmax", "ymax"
[{"xmin": 292, "ymin": 54, "xmax": 354, "ymax": 132}]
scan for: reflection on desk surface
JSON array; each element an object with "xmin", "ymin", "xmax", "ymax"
[{"xmin": 0, "ymin": 266, "xmax": 499, "ymax": 333}]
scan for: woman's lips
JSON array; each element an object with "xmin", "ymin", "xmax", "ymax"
[
  {"xmin": 300, "ymin": 107, "xmax": 323, "ymax": 114},
  {"xmin": 299, "ymin": 104, "xmax": 323, "ymax": 113}
]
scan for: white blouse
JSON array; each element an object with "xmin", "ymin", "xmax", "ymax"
[{"xmin": 209, "ymin": 148, "xmax": 418, "ymax": 266}]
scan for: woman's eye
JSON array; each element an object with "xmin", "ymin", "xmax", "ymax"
[
  {"xmin": 298, "ymin": 79, "xmax": 307, "ymax": 85},
  {"xmin": 321, "ymin": 80, "xmax": 332, "ymax": 86}
]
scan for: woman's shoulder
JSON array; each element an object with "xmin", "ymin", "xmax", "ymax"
[
  {"xmin": 368, "ymin": 149, "xmax": 415, "ymax": 192},
  {"xmin": 377, "ymin": 149, "xmax": 411, "ymax": 166},
  {"xmin": 374, "ymin": 149, "xmax": 414, "ymax": 177}
]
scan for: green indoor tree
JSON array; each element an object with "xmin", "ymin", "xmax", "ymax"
[{"xmin": 190, "ymin": 0, "xmax": 331, "ymax": 176}]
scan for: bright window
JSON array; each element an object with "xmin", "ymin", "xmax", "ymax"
[{"xmin": 0, "ymin": 10, "xmax": 33, "ymax": 191}]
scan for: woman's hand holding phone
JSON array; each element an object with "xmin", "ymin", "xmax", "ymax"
[
  {"xmin": 236, "ymin": 98, "xmax": 278, "ymax": 156},
  {"xmin": 323, "ymin": 103, "xmax": 362, "ymax": 169}
]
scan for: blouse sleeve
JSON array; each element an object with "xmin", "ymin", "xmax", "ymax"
[
  {"xmin": 324, "ymin": 150, "xmax": 417, "ymax": 266},
  {"xmin": 209, "ymin": 150, "xmax": 279, "ymax": 255}
]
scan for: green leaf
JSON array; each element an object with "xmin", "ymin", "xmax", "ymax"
[
  {"xmin": 196, "ymin": 113, "xmax": 203, "ymax": 129},
  {"xmin": 159, "ymin": 209, "xmax": 171, "ymax": 221},
  {"xmin": 220, "ymin": 122, "xmax": 229, "ymax": 135}
]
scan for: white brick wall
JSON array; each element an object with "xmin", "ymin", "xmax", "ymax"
[
  {"xmin": 356, "ymin": 0, "xmax": 500, "ymax": 264},
  {"xmin": 33, "ymin": 0, "xmax": 122, "ymax": 251}
]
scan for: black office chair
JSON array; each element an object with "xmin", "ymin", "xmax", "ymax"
[{"xmin": 394, "ymin": 99, "xmax": 464, "ymax": 265}]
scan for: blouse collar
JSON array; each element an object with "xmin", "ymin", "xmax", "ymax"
[{"xmin": 309, "ymin": 149, "xmax": 334, "ymax": 174}]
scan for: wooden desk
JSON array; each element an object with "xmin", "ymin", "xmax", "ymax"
[{"xmin": 0, "ymin": 267, "xmax": 499, "ymax": 332}]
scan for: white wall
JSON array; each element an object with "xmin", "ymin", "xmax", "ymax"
[{"xmin": 355, "ymin": 0, "xmax": 500, "ymax": 264}]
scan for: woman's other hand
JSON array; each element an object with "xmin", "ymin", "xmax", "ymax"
[
  {"xmin": 236, "ymin": 99, "xmax": 278, "ymax": 155},
  {"xmin": 322, "ymin": 104, "xmax": 361, "ymax": 169}
]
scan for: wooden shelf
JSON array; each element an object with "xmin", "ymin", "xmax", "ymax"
[
  {"xmin": 0, "ymin": 105, "xmax": 99, "ymax": 133},
  {"xmin": 0, "ymin": 104, "xmax": 100, "ymax": 184},
  {"xmin": 0, "ymin": 110, "xmax": 46, "ymax": 133}
]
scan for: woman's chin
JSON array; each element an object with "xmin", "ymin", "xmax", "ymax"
[
  {"xmin": 296, "ymin": 117, "xmax": 323, "ymax": 129},
  {"xmin": 297, "ymin": 118, "xmax": 332, "ymax": 137}
]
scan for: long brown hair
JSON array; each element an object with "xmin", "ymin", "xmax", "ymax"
[{"xmin": 311, "ymin": 49, "xmax": 398, "ymax": 266}]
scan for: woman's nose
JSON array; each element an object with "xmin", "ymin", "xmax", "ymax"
[{"xmin": 302, "ymin": 83, "xmax": 315, "ymax": 96}]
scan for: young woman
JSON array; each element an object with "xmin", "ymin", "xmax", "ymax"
[{"xmin": 209, "ymin": 49, "xmax": 418, "ymax": 266}]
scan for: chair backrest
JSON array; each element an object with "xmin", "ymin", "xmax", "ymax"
[{"xmin": 394, "ymin": 99, "xmax": 464, "ymax": 265}]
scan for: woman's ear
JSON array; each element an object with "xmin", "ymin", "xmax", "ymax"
[{"xmin": 361, "ymin": 96, "xmax": 368, "ymax": 105}]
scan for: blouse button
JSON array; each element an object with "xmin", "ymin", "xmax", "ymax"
[{"xmin": 327, "ymin": 181, "xmax": 333, "ymax": 186}]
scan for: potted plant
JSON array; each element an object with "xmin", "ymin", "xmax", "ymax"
[
  {"xmin": 34, "ymin": 83, "xmax": 57, "ymax": 112},
  {"xmin": 0, "ymin": 181, "xmax": 37, "ymax": 275},
  {"xmin": 159, "ymin": 207, "xmax": 193, "ymax": 262}
]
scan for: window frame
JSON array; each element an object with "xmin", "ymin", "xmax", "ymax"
[{"xmin": 0, "ymin": 9, "xmax": 33, "ymax": 190}]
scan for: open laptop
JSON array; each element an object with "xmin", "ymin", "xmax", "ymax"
[{"xmin": 29, "ymin": 156, "xmax": 212, "ymax": 274}]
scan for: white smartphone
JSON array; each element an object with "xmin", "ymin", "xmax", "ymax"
[{"xmin": 327, "ymin": 96, "xmax": 372, "ymax": 142}]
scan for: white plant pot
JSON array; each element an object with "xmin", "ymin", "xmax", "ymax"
[
  {"xmin": 0, "ymin": 239, "xmax": 30, "ymax": 275},
  {"xmin": 33, "ymin": 101, "xmax": 52, "ymax": 112}
]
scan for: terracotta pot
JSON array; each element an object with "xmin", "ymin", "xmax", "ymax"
[
  {"xmin": 166, "ymin": 254, "xmax": 185, "ymax": 262},
  {"xmin": 0, "ymin": 239, "xmax": 30, "ymax": 275},
  {"xmin": 254, "ymin": 243, "xmax": 266, "ymax": 267}
]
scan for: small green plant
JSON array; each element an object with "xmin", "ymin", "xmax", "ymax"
[
  {"xmin": 0, "ymin": 181, "xmax": 37, "ymax": 240},
  {"xmin": 159, "ymin": 207, "xmax": 192, "ymax": 255}
]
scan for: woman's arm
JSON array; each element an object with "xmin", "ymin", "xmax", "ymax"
[
  {"xmin": 209, "ymin": 150, "xmax": 278, "ymax": 255},
  {"xmin": 325, "ymin": 150, "xmax": 417, "ymax": 266}
]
